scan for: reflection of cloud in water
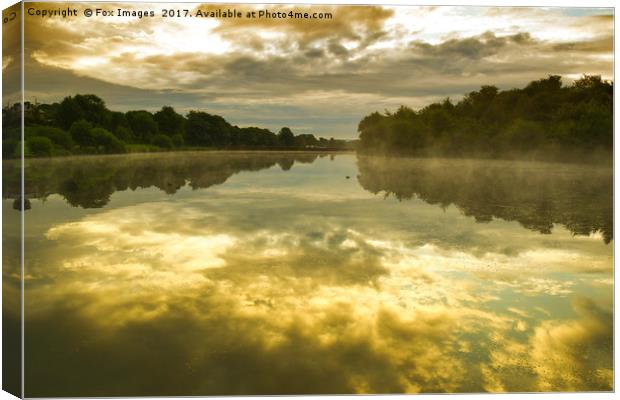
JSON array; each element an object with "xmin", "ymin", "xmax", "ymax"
[
  {"xmin": 47, "ymin": 205, "xmax": 236, "ymax": 273},
  {"xmin": 531, "ymin": 297, "xmax": 613, "ymax": 391},
  {"xmin": 483, "ymin": 297, "xmax": 612, "ymax": 392},
  {"xmin": 24, "ymin": 196, "xmax": 613, "ymax": 395}
]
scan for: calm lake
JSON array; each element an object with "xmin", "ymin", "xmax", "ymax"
[{"xmin": 2, "ymin": 151, "xmax": 613, "ymax": 395}]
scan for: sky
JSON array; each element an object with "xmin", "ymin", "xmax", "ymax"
[{"xmin": 2, "ymin": 2, "xmax": 615, "ymax": 139}]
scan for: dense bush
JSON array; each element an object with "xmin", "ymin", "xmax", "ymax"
[
  {"xmin": 27, "ymin": 137, "xmax": 54, "ymax": 157},
  {"xmin": 69, "ymin": 120, "xmax": 96, "ymax": 147},
  {"xmin": 30, "ymin": 126, "xmax": 74, "ymax": 150},
  {"xmin": 92, "ymin": 128, "xmax": 127, "ymax": 154}
]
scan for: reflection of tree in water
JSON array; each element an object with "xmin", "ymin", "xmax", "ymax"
[
  {"xmin": 356, "ymin": 156, "xmax": 612, "ymax": 243},
  {"xmin": 3, "ymin": 152, "xmax": 319, "ymax": 209}
]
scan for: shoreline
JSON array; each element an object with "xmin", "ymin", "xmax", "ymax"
[{"xmin": 4, "ymin": 148, "xmax": 356, "ymax": 162}]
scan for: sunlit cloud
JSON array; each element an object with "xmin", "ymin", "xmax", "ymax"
[{"xmin": 21, "ymin": 3, "xmax": 613, "ymax": 137}]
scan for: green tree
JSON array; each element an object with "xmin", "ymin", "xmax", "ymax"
[
  {"xmin": 69, "ymin": 120, "xmax": 96, "ymax": 147},
  {"xmin": 73, "ymin": 94, "xmax": 110, "ymax": 126},
  {"xmin": 56, "ymin": 94, "xmax": 110, "ymax": 129},
  {"xmin": 114, "ymin": 126, "xmax": 134, "ymax": 142},
  {"xmin": 185, "ymin": 111, "xmax": 213, "ymax": 146},
  {"xmin": 295, "ymin": 133, "xmax": 319, "ymax": 148},
  {"xmin": 126, "ymin": 110, "xmax": 158, "ymax": 143},
  {"xmin": 56, "ymin": 97, "xmax": 85, "ymax": 130},
  {"xmin": 107, "ymin": 111, "xmax": 131, "ymax": 133},
  {"xmin": 154, "ymin": 106, "xmax": 186, "ymax": 136},
  {"xmin": 278, "ymin": 127, "xmax": 295, "ymax": 147},
  {"xmin": 185, "ymin": 111, "xmax": 233, "ymax": 146}
]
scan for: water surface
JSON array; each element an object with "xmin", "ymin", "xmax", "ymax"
[{"xmin": 3, "ymin": 151, "xmax": 612, "ymax": 395}]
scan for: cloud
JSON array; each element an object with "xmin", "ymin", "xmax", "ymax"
[
  {"xmin": 210, "ymin": 5, "xmax": 394, "ymax": 47},
  {"xmin": 409, "ymin": 31, "xmax": 536, "ymax": 59},
  {"xmin": 20, "ymin": 4, "xmax": 614, "ymax": 137},
  {"xmin": 551, "ymin": 35, "xmax": 613, "ymax": 52}
]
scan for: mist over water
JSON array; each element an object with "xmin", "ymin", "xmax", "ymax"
[{"xmin": 3, "ymin": 151, "xmax": 612, "ymax": 395}]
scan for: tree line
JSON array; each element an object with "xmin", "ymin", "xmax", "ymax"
[
  {"xmin": 2, "ymin": 94, "xmax": 351, "ymax": 158},
  {"xmin": 357, "ymin": 75, "xmax": 612, "ymax": 161}
]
